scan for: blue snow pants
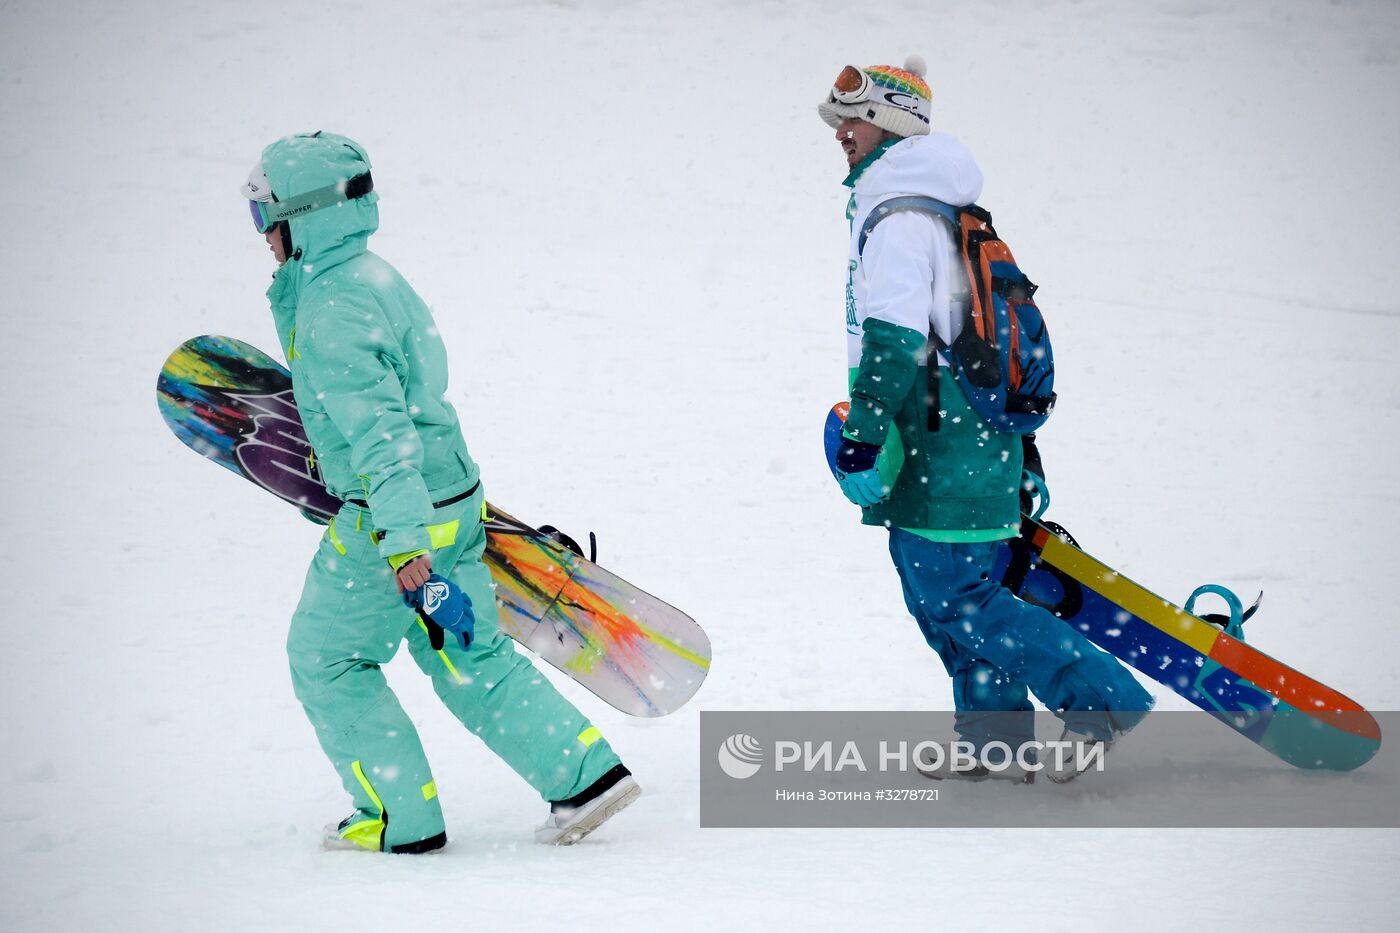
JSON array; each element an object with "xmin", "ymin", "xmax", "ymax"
[{"xmin": 889, "ymin": 529, "xmax": 1152, "ymax": 749}]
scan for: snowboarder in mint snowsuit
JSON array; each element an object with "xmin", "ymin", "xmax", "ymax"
[
  {"xmin": 240, "ymin": 131, "xmax": 639, "ymax": 849},
  {"xmin": 819, "ymin": 59, "xmax": 1153, "ymax": 780}
]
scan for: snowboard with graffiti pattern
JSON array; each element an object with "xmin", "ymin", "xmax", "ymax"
[{"xmin": 157, "ymin": 335, "xmax": 710, "ymax": 717}]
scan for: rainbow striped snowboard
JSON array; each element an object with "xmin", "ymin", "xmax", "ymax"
[
  {"xmin": 825, "ymin": 401, "xmax": 1379, "ymax": 770},
  {"xmin": 156, "ymin": 335, "xmax": 710, "ymax": 717}
]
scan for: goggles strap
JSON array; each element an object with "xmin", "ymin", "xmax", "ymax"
[{"xmin": 262, "ymin": 172, "xmax": 374, "ymax": 226}]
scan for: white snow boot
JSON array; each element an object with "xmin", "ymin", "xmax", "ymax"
[{"xmin": 535, "ymin": 764, "xmax": 641, "ymax": 845}]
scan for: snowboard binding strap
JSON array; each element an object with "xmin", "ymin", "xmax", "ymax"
[
  {"xmin": 1021, "ymin": 469, "xmax": 1051, "ymax": 521},
  {"xmin": 539, "ymin": 525, "xmax": 599, "ymax": 563},
  {"xmin": 1184, "ymin": 584, "xmax": 1262, "ymax": 641}
]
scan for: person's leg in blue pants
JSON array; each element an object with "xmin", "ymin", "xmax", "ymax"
[{"xmin": 889, "ymin": 529, "xmax": 1152, "ymax": 744}]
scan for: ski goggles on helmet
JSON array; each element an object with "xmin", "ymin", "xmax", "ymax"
[
  {"xmin": 828, "ymin": 65, "xmax": 873, "ymax": 105},
  {"xmin": 248, "ymin": 198, "xmax": 278, "ymax": 234},
  {"xmin": 242, "ymin": 167, "xmax": 375, "ymax": 235}
]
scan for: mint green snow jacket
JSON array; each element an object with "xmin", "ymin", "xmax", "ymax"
[{"xmin": 260, "ymin": 133, "xmax": 479, "ymax": 559}]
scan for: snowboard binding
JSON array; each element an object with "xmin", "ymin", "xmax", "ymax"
[
  {"xmin": 483, "ymin": 505, "xmax": 600, "ymax": 563},
  {"xmin": 538, "ymin": 525, "xmax": 598, "ymax": 563},
  {"xmin": 1185, "ymin": 584, "xmax": 1262, "ymax": 641}
]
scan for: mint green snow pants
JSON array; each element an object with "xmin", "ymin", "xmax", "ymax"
[{"xmin": 286, "ymin": 486, "xmax": 622, "ymax": 850}]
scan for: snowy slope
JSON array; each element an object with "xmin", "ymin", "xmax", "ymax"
[{"xmin": 2, "ymin": 0, "xmax": 1399, "ymax": 929}]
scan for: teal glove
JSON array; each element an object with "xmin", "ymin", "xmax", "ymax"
[{"xmin": 838, "ymin": 469, "xmax": 886, "ymax": 507}]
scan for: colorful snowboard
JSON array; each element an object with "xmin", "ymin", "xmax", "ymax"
[
  {"xmin": 156, "ymin": 335, "xmax": 710, "ymax": 717},
  {"xmin": 825, "ymin": 401, "xmax": 1380, "ymax": 770}
]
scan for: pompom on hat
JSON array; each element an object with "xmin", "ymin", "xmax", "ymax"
[{"xmin": 817, "ymin": 54, "xmax": 932, "ymax": 138}]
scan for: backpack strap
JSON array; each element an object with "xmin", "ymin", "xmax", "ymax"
[
  {"xmin": 856, "ymin": 196, "xmax": 960, "ymax": 257},
  {"xmin": 856, "ymin": 196, "xmax": 968, "ymax": 432}
]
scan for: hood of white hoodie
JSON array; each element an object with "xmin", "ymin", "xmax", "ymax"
[{"xmin": 852, "ymin": 132, "xmax": 983, "ymax": 206}]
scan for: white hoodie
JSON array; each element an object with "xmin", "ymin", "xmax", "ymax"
[{"xmin": 844, "ymin": 132, "xmax": 984, "ymax": 369}]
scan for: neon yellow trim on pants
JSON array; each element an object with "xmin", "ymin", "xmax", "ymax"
[
  {"xmin": 352, "ymin": 760, "xmax": 386, "ymax": 811},
  {"xmin": 422, "ymin": 780, "xmax": 438, "ymax": 802},
  {"xmin": 326, "ymin": 518, "xmax": 347, "ymax": 555},
  {"xmin": 427, "ymin": 519, "xmax": 460, "ymax": 549},
  {"xmin": 346, "ymin": 760, "xmax": 386, "ymax": 851},
  {"xmin": 417, "ymin": 619, "xmax": 466, "ymax": 684},
  {"xmin": 339, "ymin": 817, "xmax": 386, "ymax": 851},
  {"xmin": 577, "ymin": 726, "xmax": 602, "ymax": 748}
]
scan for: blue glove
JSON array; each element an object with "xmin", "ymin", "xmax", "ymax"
[
  {"xmin": 835, "ymin": 436, "xmax": 887, "ymax": 508},
  {"xmin": 403, "ymin": 573, "xmax": 475, "ymax": 651}
]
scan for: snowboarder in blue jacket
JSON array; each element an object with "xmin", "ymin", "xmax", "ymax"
[
  {"xmin": 241, "ymin": 131, "xmax": 639, "ymax": 849},
  {"xmin": 819, "ymin": 59, "xmax": 1153, "ymax": 781}
]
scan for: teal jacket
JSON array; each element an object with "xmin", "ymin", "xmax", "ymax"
[
  {"xmin": 260, "ymin": 133, "xmax": 479, "ymax": 559},
  {"xmin": 849, "ymin": 357, "xmax": 1021, "ymax": 537},
  {"xmin": 841, "ymin": 135, "xmax": 1021, "ymax": 539}
]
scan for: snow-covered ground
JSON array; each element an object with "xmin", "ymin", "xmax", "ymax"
[{"xmin": 3, "ymin": 0, "xmax": 1399, "ymax": 928}]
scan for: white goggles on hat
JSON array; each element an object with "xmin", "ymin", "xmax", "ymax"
[{"xmin": 828, "ymin": 65, "xmax": 873, "ymax": 105}]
